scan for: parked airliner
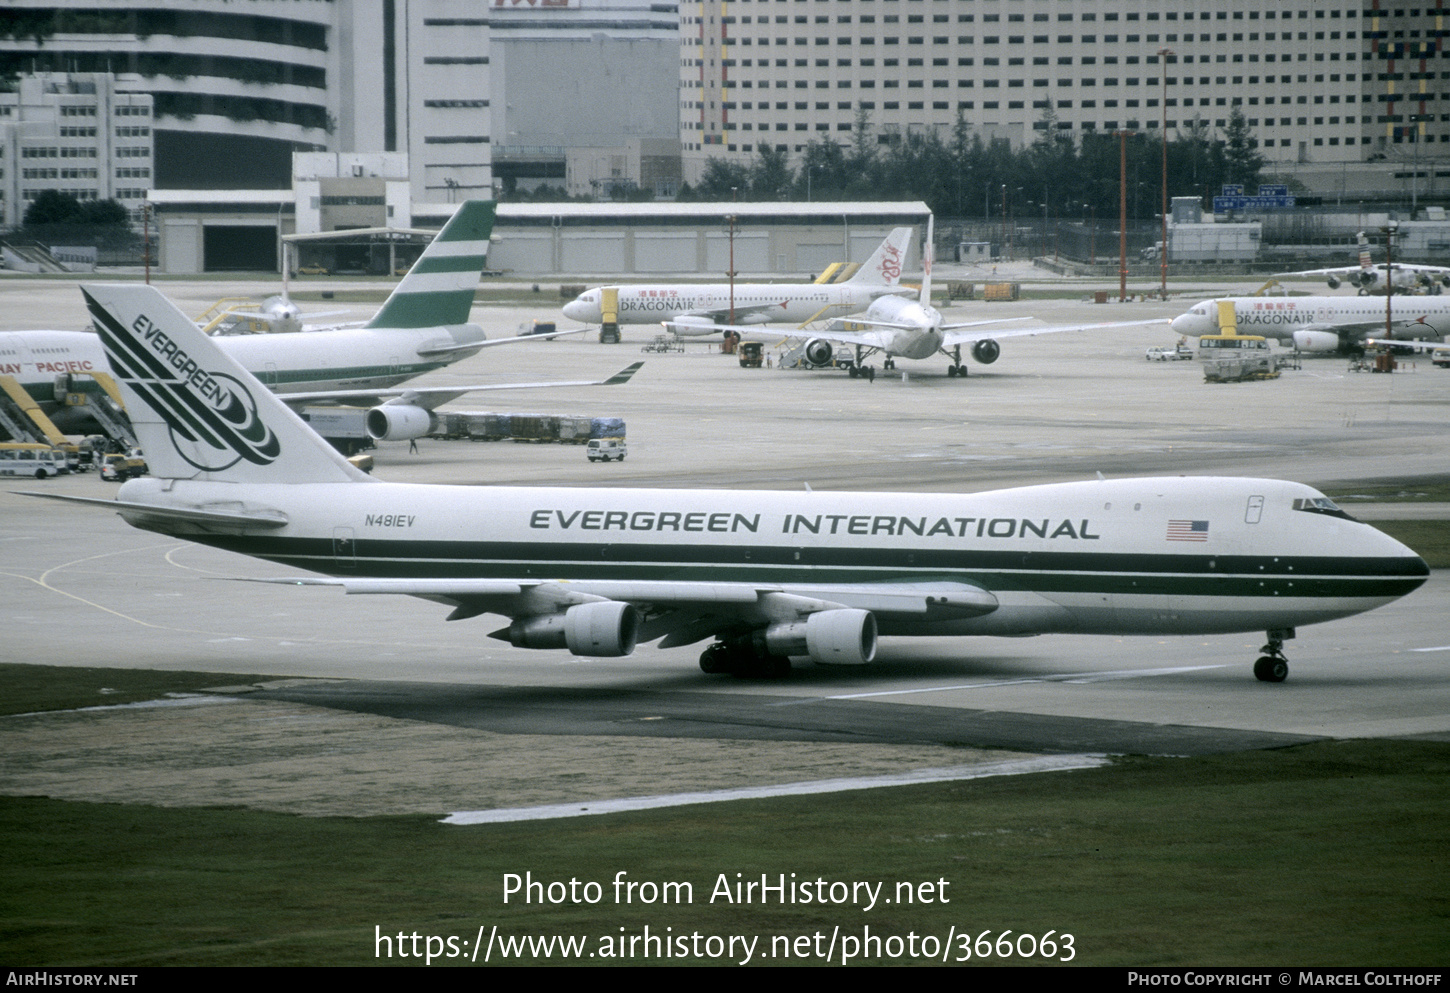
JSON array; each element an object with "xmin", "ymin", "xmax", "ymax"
[
  {"xmin": 0, "ymin": 201, "xmax": 595, "ymax": 441},
  {"xmin": 561, "ymin": 228, "xmax": 915, "ymax": 333},
  {"xmin": 38, "ymin": 282, "xmax": 1429, "ymax": 684},
  {"xmin": 1279, "ymin": 232, "xmax": 1450, "ymax": 295},
  {"xmin": 1169, "ymin": 295, "xmax": 1450, "ymax": 354}
]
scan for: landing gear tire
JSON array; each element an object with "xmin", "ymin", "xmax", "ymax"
[
  {"xmin": 947, "ymin": 364, "xmax": 958, "ymax": 378},
  {"xmin": 698, "ymin": 641, "xmax": 791, "ymax": 678},
  {"xmin": 1253, "ymin": 656, "xmax": 1289, "ymax": 683},
  {"xmin": 699, "ymin": 643, "xmax": 732, "ymax": 674},
  {"xmin": 884, "ymin": 358, "xmax": 896, "ymax": 371},
  {"xmin": 848, "ymin": 365, "xmax": 859, "ymax": 379}
]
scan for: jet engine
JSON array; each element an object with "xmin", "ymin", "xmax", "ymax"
[
  {"xmin": 1354, "ymin": 270, "xmax": 1380, "ymax": 290},
  {"xmin": 760, "ymin": 608, "xmax": 877, "ymax": 666},
  {"xmin": 1292, "ymin": 330, "xmax": 1342, "ymax": 353},
  {"xmin": 1326, "ymin": 275, "xmax": 1342, "ymax": 290},
  {"xmin": 502, "ymin": 601, "xmax": 640, "ymax": 657},
  {"xmin": 802, "ymin": 338, "xmax": 836, "ymax": 367},
  {"xmin": 365, "ymin": 404, "xmax": 437, "ymax": 441},
  {"xmin": 972, "ymin": 339, "xmax": 1002, "ymax": 364}
]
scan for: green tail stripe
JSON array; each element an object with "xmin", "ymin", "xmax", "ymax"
[
  {"xmin": 407, "ymin": 254, "xmax": 490, "ymax": 275},
  {"xmin": 436, "ymin": 201, "xmax": 496, "ymax": 242},
  {"xmin": 367, "ymin": 289, "xmax": 478, "ymax": 330}
]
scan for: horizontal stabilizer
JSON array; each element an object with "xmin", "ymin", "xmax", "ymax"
[{"xmin": 20, "ymin": 490, "xmax": 289, "ymax": 528}]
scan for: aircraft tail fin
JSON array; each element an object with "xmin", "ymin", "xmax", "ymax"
[
  {"xmin": 847, "ymin": 227, "xmax": 912, "ymax": 285},
  {"xmin": 81, "ymin": 284, "xmax": 372, "ymax": 485},
  {"xmin": 1358, "ymin": 231, "xmax": 1373, "ymax": 270},
  {"xmin": 366, "ymin": 200, "xmax": 495, "ymax": 330},
  {"xmin": 920, "ymin": 216, "xmax": 934, "ymax": 307}
]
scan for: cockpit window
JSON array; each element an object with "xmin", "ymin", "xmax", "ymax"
[{"xmin": 1293, "ymin": 497, "xmax": 1357, "ymax": 522}]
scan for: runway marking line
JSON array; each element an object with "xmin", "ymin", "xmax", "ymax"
[{"xmin": 443, "ymin": 754, "xmax": 1109, "ymax": 824}]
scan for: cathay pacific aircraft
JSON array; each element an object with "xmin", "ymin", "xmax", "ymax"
[
  {"xmin": 0, "ymin": 201, "xmax": 594, "ymax": 441},
  {"xmin": 40, "ymin": 282, "xmax": 1429, "ymax": 684}
]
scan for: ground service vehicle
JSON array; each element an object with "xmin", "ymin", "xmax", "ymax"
[
  {"xmin": 586, "ymin": 438, "xmax": 627, "ymax": 462},
  {"xmin": 0, "ymin": 443, "xmax": 69, "ymax": 478}
]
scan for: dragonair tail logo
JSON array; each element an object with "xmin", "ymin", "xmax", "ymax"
[
  {"xmin": 877, "ymin": 243, "xmax": 903, "ymax": 282},
  {"xmin": 84, "ymin": 290, "xmax": 281, "ymax": 472}
]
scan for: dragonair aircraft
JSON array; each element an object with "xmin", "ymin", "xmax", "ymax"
[
  {"xmin": 1278, "ymin": 231, "xmax": 1450, "ymax": 295},
  {"xmin": 1169, "ymin": 295, "xmax": 1450, "ymax": 355},
  {"xmin": 667, "ymin": 220, "xmax": 1170, "ymax": 378},
  {"xmin": 37, "ymin": 282, "xmax": 1428, "ymax": 684},
  {"xmin": 0, "ymin": 201, "xmax": 600, "ymax": 442},
  {"xmin": 560, "ymin": 227, "xmax": 916, "ymax": 334}
]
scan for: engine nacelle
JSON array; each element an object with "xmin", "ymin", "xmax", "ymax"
[
  {"xmin": 802, "ymin": 338, "xmax": 835, "ymax": 367},
  {"xmin": 762, "ymin": 608, "xmax": 877, "ymax": 666},
  {"xmin": 505, "ymin": 601, "xmax": 639, "ymax": 657},
  {"xmin": 1292, "ymin": 330, "xmax": 1342, "ymax": 353},
  {"xmin": 1326, "ymin": 275, "xmax": 1342, "ymax": 290},
  {"xmin": 1354, "ymin": 270, "xmax": 1379, "ymax": 289},
  {"xmin": 972, "ymin": 339, "xmax": 1002, "ymax": 365},
  {"xmin": 366, "ymin": 404, "xmax": 437, "ymax": 441}
]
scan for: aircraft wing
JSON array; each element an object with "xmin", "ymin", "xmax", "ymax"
[
  {"xmin": 276, "ymin": 361, "xmax": 644, "ymax": 411},
  {"xmin": 1364, "ymin": 337, "xmax": 1450, "ymax": 353},
  {"xmin": 255, "ymin": 577, "xmax": 1000, "ymax": 643},
  {"xmin": 1275, "ymin": 266, "xmax": 1359, "ymax": 279},
  {"xmin": 417, "ymin": 326, "xmax": 590, "ymax": 358},
  {"xmin": 661, "ymin": 319, "xmax": 899, "ymax": 350},
  {"xmin": 941, "ymin": 316, "xmax": 1171, "ymax": 347}
]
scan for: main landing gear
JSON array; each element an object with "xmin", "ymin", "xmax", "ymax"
[
  {"xmin": 1253, "ymin": 628, "xmax": 1294, "ymax": 683},
  {"xmin": 944, "ymin": 344, "xmax": 968, "ymax": 379},
  {"xmin": 699, "ymin": 639, "xmax": 791, "ymax": 679},
  {"xmin": 846, "ymin": 363, "xmax": 876, "ymax": 381}
]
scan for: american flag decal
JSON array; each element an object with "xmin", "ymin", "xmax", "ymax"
[{"xmin": 1167, "ymin": 520, "xmax": 1210, "ymax": 542}]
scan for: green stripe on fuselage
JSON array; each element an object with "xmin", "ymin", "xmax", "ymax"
[{"xmin": 366, "ymin": 289, "xmax": 479, "ymax": 330}]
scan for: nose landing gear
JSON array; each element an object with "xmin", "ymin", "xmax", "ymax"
[{"xmin": 1253, "ymin": 628, "xmax": 1294, "ymax": 682}]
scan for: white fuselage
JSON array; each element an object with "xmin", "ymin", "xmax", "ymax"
[
  {"xmin": 852, "ymin": 294, "xmax": 945, "ymax": 360},
  {"xmin": 114, "ymin": 474, "xmax": 1427, "ymax": 640},
  {"xmin": 1170, "ymin": 296, "xmax": 1450, "ymax": 344},
  {"xmin": 561, "ymin": 283, "xmax": 905, "ymax": 328},
  {"xmin": 1, "ymin": 325, "xmax": 484, "ymax": 414}
]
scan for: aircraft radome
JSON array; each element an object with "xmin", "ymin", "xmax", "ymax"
[{"xmin": 35, "ymin": 282, "xmax": 1430, "ymax": 685}]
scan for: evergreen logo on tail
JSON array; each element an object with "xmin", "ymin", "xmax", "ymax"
[{"xmin": 84, "ymin": 289, "xmax": 281, "ymax": 471}]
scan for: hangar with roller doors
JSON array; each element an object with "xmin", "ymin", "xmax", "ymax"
[{"xmin": 462, "ymin": 202, "xmax": 931, "ymax": 277}]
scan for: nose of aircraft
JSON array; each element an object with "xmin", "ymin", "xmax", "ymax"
[
  {"xmin": 1170, "ymin": 309, "xmax": 1210, "ymax": 337},
  {"xmin": 562, "ymin": 295, "xmax": 592, "ymax": 322}
]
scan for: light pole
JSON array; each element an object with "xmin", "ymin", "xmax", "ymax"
[
  {"xmin": 1115, "ymin": 130, "xmax": 1134, "ymax": 302},
  {"xmin": 726, "ymin": 213, "xmax": 738, "ymax": 326},
  {"xmin": 1159, "ymin": 47, "xmax": 1173, "ymax": 300},
  {"xmin": 1383, "ymin": 220, "xmax": 1398, "ymax": 343}
]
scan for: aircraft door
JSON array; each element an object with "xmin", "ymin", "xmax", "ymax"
[
  {"xmin": 1245, "ymin": 495, "xmax": 1264, "ymax": 524},
  {"xmin": 333, "ymin": 527, "xmax": 357, "ymax": 569}
]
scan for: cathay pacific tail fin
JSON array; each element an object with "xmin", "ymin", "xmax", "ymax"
[
  {"xmin": 81, "ymin": 283, "xmax": 372, "ymax": 485},
  {"xmin": 846, "ymin": 227, "xmax": 912, "ymax": 286},
  {"xmin": 366, "ymin": 199, "xmax": 495, "ymax": 330}
]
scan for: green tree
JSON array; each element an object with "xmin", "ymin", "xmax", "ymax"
[
  {"xmin": 1222, "ymin": 108, "xmax": 1265, "ymax": 190},
  {"xmin": 23, "ymin": 189, "xmax": 85, "ymax": 227}
]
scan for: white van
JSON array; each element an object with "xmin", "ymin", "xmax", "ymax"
[
  {"xmin": 0, "ymin": 443, "xmax": 69, "ymax": 479},
  {"xmin": 586, "ymin": 438, "xmax": 627, "ymax": 462}
]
